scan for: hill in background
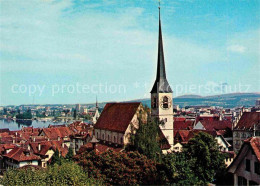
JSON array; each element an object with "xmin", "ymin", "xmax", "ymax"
[{"xmin": 134, "ymin": 93, "xmax": 260, "ymax": 108}]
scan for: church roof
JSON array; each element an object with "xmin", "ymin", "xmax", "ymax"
[
  {"xmin": 94, "ymin": 102, "xmax": 141, "ymax": 133},
  {"xmin": 151, "ymin": 8, "xmax": 172, "ymax": 93}
]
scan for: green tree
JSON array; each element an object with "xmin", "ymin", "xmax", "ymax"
[
  {"xmin": 129, "ymin": 118, "xmax": 162, "ymax": 161},
  {"xmin": 161, "ymin": 152, "xmax": 200, "ymax": 185},
  {"xmin": 182, "ymin": 132, "xmax": 227, "ymax": 184},
  {"xmin": 74, "ymin": 150, "xmax": 158, "ymax": 185},
  {"xmin": 65, "ymin": 147, "xmax": 74, "ymax": 161},
  {"xmin": 51, "ymin": 149, "xmax": 62, "ymax": 165},
  {"xmin": 0, "ymin": 161, "xmax": 101, "ymax": 186}
]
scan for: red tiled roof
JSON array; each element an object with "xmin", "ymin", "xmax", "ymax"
[
  {"xmin": 94, "ymin": 102, "xmax": 141, "ymax": 133},
  {"xmin": 0, "ymin": 144, "xmax": 16, "ymax": 155},
  {"xmin": 244, "ymin": 137, "xmax": 260, "ymax": 161},
  {"xmin": 159, "ymin": 129, "xmax": 171, "ymax": 150},
  {"xmin": 199, "ymin": 120, "xmax": 232, "ymax": 131},
  {"xmin": 174, "ymin": 117, "xmax": 186, "ymax": 122},
  {"xmin": 174, "ymin": 130, "xmax": 191, "ymax": 143},
  {"xmin": 0, "ymin": 128, "xmax": 10, "ymax": 133},
  {"xmin": 77, "ymin": 143, "xmax": 93, "ymax": 154},
  {"xmin": 174, "ymin": 120, "xmax": 194, "ymax": 131},
  {"xmin": 94, "ymin": 143, "xmax": 123, "ymax": 153},
  {"xmin": 4, "ymin": 147, "xmax": 40, "ymax": 162},
  {"xmin": 41, "ymin": 127, "xmax": 73, "ymax": 140},
  {"xmin": 178, "ymin": 130, "xmax": 218, "ymax": 143},
  {"xmin": 235, "ymin": 112, "xmax": 260, "ymax": 130}
]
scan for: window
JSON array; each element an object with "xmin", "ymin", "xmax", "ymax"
[
  {"xmin": 121, "ymin": 137, "xmax": 123, "ymax": 144},
  {"xmin": 102, "ymin": 134, "xmax": 104, "ymax": 140},
  {"xmin": 163, "ymin": 96, "xmax": 168, "ymax": 108},
  {"xmin": 255, "ymin": 162, "xmax": 260, "ymax": 175},
  {"xmin": 246, "ymin": 159, "xmax": 251, "ymax": 172},
  {"xmin": 97, "ymin": 132, "xmax": 99, "ymax": 138},
  {"xmin": 107, "ymin": 135, "xmax": 110, "ymax": 141}
]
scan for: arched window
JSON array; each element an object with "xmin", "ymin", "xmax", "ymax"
[
  {"xmin": 108, "ymin": 135, "xmax": 110, "ymax": 141},
  {"xmin": 163, "ymin": 96, "xmax": 168, "ymax": 108},
  {"xmin": 97, "ymin": 132, "xmax": 99, "ymax": 138},
  {"xmin": 102, "ymin": 134, "xmax": 104, "ymax": 140},
  {"xmin": 114, "ymin": 136, "xmax": 116, "ymax": 143}
]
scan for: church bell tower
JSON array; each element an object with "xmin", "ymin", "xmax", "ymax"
[{"xmin": 151, "ymin": 5, "xmax": 174, "ymax": 149}]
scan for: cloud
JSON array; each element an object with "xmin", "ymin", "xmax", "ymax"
[{"xmin": 227, "ymin": 44, "xmax": 246, "ymax": 53}]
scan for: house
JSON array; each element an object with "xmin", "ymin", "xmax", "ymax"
[
  {"xmin": 70, "ymin": 132, "xmax": 91, "ymax": 155},
  {"xmin": 39, "ymin": 126, "xmax": 73, "ymax": 148},
  {"xmin": 228, "ymin": 137, "xmax": 260, "ymax": 185},
  {"xmin": 29, "ymin": 140, "xmax": 69, "ymax": 167},
  {"xmin": 69, "ymin": 121, "xmax": 93, "ymax": 154},
  {"xmin": 94, "ymin": 102, "xmax": 147, "ymax": 147},
  {"xmin": 233, "ymin": 112, "xmax": 260, "ymax": 153},
  {"xmin": 3, "ymin": 147, "xmax": 40, "ymax": 169}
]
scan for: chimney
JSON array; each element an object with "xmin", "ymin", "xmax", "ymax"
[
  {"xmin": 28, "ymin": 145, "xmax": 31, "ymax": 151},
  {"xmin": 58, "ymin": 136, "xmax": 60, "ymax": 141},
  {"xmin": 12, "ymin": 138, "xmax": 15, "ymax": 144},
  {"xmin": 33, "ymin": 137, "xmax": 36, "ymax": 142},
  {"xmin": 62, "ymin": 143, "xmax": 65, "ymax": 148},
  {"xmin": 38, "ymin": 143, "xmax": 41, "ymax": 151}
]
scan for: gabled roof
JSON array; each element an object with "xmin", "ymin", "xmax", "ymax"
[
  {"xmin": 235, "ymin": 112, "xmax": 260, "ymax": 130},
  {"xmin": 244, "ymin": 137, "xmax": 260, "ymax": 161},
  {"xmin": 159, "ymin": 129, "xmax": 171, "ymax": 150},
  {"xmin": 30, "ymin": 140, "xmax": 68, "ymax": 157},
  {"xmin": 174, "ymin": 120, "xmax": 194, "ymax": 131},
  {"xmin": 40, "ymin": 127, "xmax": 73, "ymax": 139},
  {"xmin": 228, "ymin": 137, "xmax": 260, "ymax": 173},
  {"xmin": 94, "ymin": 102, "xmax": 141, "ymax": 133},
  {"xmin": 4, "ymin": 147, "xmax": 40, "ymax": 162},
  {"xmin": 174, "ymin": 130, "xmax": 191, "ymax": 143},
  {"xmin": 197, "ymin": 120, "xmax": 232, "ymax": 131}
]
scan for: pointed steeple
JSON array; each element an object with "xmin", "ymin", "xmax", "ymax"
[
  {"xmin": 96, "ymin": 96, "xmax": 98, "ymax": 109},
  {"xmin": 151, "ymin": 5, "xmax": 172, "ymax": 93}
]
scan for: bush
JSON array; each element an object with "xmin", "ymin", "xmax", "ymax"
[
  {"xmin": 0, "ymin": 161, "xmax": 101, "ymax": 186},
  {"xmin": 74, "ymin": 150, "xmax": 158, "ymax": 185}
]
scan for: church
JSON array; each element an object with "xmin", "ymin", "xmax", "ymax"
[
  {"xmin": 94, "ymin": 6, "xmax": 174, "ymax": 151},
  {"xmin": 150, "ymin": 6, "xmax": 174, "ymax": 149}
]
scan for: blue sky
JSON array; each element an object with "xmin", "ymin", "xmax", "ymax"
[{"xmin": 0, "ymin": 0, "xmax": 259, "ymax": 106}]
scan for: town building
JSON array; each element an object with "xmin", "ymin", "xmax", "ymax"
[
  {"xmin": 233, "ymin": 112, "xmax": 260, "ymax": 153},
  {"xmin": 228, "ymin": 137, "xmax": 260, "ymax": 185},
  {"xmin": 3, "ymin": 147, "xmax": 40, "ymax": 169},
  {"xmin": 94, "ymin": 102, "xmax": 146, "ymax": 147}
]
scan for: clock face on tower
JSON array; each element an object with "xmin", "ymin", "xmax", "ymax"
[{"xmin": 160, "ymin": 96, "xmax": 172, "ymax": 110}]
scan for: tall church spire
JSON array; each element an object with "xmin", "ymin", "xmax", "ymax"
[{"xmin": 151, "ymin": 5, "xmax": 172, "ymax": 93}]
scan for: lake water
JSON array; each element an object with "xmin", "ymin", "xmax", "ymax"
[{"xmin": 0, "ymin": 119, "xmax": 68, "ymax": 131}]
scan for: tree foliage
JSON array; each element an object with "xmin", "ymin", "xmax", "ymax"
[
  {"xmin": 74, "ymin": 150, "xmax": 159, "ymax": 185},
  {"xmin": 182, "ymin": 132, "xmax": 227, "ymax": 184},
  {"xmin": 129, "ymin": 118, "xmax": 162, "ymax": 161},
  {"xmin": 65, "ymin": 147, "xmax": 74, "ymax": 161},
  {"xmin": 50, "ymin": 149, "xmax": 62, "ymax": 165},
  {"xmin": 0, "ymin": 161, "xmax": 101, "ymax": 186}
]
